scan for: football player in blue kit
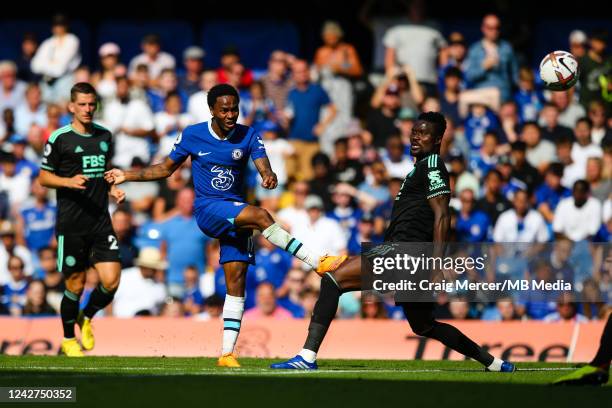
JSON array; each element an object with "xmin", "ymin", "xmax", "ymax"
[{"xmin": 105, "ymin": 84, "xmax": 345, "ymax": 367}]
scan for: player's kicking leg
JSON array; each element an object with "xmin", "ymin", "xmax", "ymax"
[
  {"xmin": 553, "ymin": 314, "xmax": 610, "ymax": 385},
  {"xmin": 217, "ymin": 260, "xmax": 248, "ymax": 368},
  {"xmin": 234, "ymin": 205, "xmax": 347, "ymax": 273}
]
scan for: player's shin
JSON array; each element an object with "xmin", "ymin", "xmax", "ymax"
[
  {"xmin": 222, "ymin": 294, "xmax": 245, "ymax": 355},
  {"xmin": 300, "ymin": 273, "xmax": 342, "ymax": 363},
  {"xmin": 60, "ymin": 289, "xmax": 81, "ymax": 339},
  {"xmin": 83, "ymin": 284, "xmax": 116, "ymax": 319},
  {"xmin": 262, "ymin": 223, "xmax": 320, "ymax": 268}
]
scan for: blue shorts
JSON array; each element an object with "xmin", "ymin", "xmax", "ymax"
[{"xmin": 194, "ymin": 200, "xmax": 255, "ymax": 265}]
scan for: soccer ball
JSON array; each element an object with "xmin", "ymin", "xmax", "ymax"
[{"xmin": 539, "ymin": 50, "xmax": 579, "ymax": 91}]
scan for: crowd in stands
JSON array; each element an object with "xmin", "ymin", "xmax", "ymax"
[{"xmin": 0, "ymin": 11, "xmax": 611, "ymax": 322}]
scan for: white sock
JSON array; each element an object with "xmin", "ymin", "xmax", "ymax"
[
  {"xmin": 298, "ymin": 348, "xmax": 317, "ymax": 363},
  {"xmin": 487, "ymin": 358, "xmax": 504, "ymax": 372},
  {"xmin": 262, "ymin": 223, "xmax": 319, "ymax": 268},
  {"xmin": 221, "ymin": 294, "xmax": 245, "ymax": 355}
]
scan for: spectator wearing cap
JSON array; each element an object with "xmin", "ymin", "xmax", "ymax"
[
  {"xmin": 456, "ymin": 189, "xmax": 491, "ymax": 242},
  {"xmin": 30, "ymin": 14, "xmax": 81, "ymax": 104},
  {"xmin": 254, "ymin": 121, "xmax": 294, "ymax": 208},
  {"xmin": 10, "ymin": 134, "xmax": 39, "ymax": 180},
  {"xmin": 159, "ymin": 188, "xmax": 210, "ymax": 298},
  {"xmin": 241, "ymin": 80, "xmax": 276, "ymax": 132},
  {"xmin": 522, "ymin": 121, "xmax": 556, "ymax": 173},
  {"xmin": 285, "ymin": 60, "xmax": 336, "ymax": 180},
  {"xmin": 16, "ymin": 33, "xmax": 40, "ymax": 83},
  {"xmin": 383, "ymin": 1, "xmax": 446, "ymax": 96},
  {"xmin": 553, "ymin": 180, "xmax": 602, "ymax": 242},
  {"xmin": 365, "ymin": 80, "xmax": 401, "ymax": 150},
  {"xmin": 0, "ymin": 151, "xmax": 30, "ymax": 209},
  {"xmin": 493, "ymin": 189, "xmax": 549, "ymax": 243},
  {"xmin": 216, "ymin": 46, "xmax": 253, "ymax": 89},
  {"xmin": 112, "ymin": 247, "xmax": 168, "ymax": 317},
  {"xmin": 438, "ymin": 32, "xmax": 467, "ymax": 93},
  {"xmin": 314, "ymin": 21, "xmax": 363, "ymax": 79},
  {"xmin": 187, "ymin": 70, "xmax": 218, "ymax": 123},
  {"xmin": 569, "ymin": 30, "xmax": 588, "ymax": 59},
  {"xmin": 16, "ymin": 179, "xmax": 56, "ymax": 252},
  {"xmin": 578, "ymin": 30, "xmax": 611, "ymax": 109},
  {"xmin": 572, "ymin": 117, "xmax": 603, "ymax": 173},
  {"xmin": 550, "ymin": 90, "xmax": 586, "ymax": 129},
  {"xmin": 0, "ymin": 61, "xmax": 26, "ymax": 113},
  {"xmin": 440, "ymin": 67, "xmax": 463, "ymax": 126},
  {"xmin": 261, "ymin": 51, "xmax": 293, "ymax": 112},
  {"xmin": 14, "ymin": 82, "xmax": 46, "ymax": 137},
  {"xmin": 179, "ymin": 46, "xmax": 205, "ymax": 97},
  {"xmin": 128, "ymin": 34, "xmax": 176, "ymax": 86},
  {"xmin": 535, "ymin": 163, "xmax": 572, "ymax": 224},
  {"xmin": 509, "ymin": 141, "xmax": 541, "ymax": 193},
  {"xmin": 243, "ymin": 282, "xmax": 292, "ymax": 320},
  {"xmin": 291, "ymin": 195, "xmax": 347, "ymax": 264},
  {"xmin": 514, "ymin": 67, "xmax": 545, "ymax": 123},
  {"xmin": 476, "ymin": 169, "xmax": 512, "ymax": 225},
  {"xmin": 538, "ymin": 103, "xmax": 574, "ymax": 143},
  {"xmin": 465, "ymin": 14, "xmax": 519, "ymax": 103},
  {"xmin": 0, "ymin": 221, "xmax": 33, "ymax": 285},
  {"xmin": 92, "ymin": 42, "xmax": 124, "ymax": 102},
  {"xmin": 101, "ymin": 76, "xmax": 155, "ymax": 168}
]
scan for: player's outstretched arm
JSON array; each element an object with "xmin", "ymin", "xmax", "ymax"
[
  {"xmin": 39, "ymin": 170, "xmax": 88, "ymax": 190},
  {"xmin": 105, "ymin": 157, "xmax": 181, "ymax": 185},
  {"xmin": 253, "ymin": 157, "xmax": 278, "ymax": 189}
]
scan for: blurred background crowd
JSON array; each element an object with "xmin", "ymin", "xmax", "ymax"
[{"xmin": 0, "ymin": 0, "xmax": 611, "ymax": 322}]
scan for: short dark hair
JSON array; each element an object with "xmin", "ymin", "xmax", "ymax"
[
  {"xmin": 417, "ymin": 111, "xmax": 447, "ymax": 139},
  {"xmin": 207, "ymin": 84, "xmax": 239, "ymax": 108},
  {"xmin": 573, "ymin": 179, "xmax": 590, "ymax": 193},
  {"xmin": 70, "ymin": 82, "xmax": 97, "ymax": 102},
  {"xmin": 547, "ymin": 162, "xmax": 565, "ymax": 177},
  {"xmin": 576, "ymin": 116, "xmax": 593, "ymax": 128},
  {"xmin": 444, "ymin": 66, "xmax": 463, "ymax": 79},
  {"xmin": 142, "ymin": 34, "xmax": 160, "ymax": 45}
]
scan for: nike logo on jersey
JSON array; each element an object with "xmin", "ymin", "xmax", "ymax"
[{"xmin": 198, "ymin": 151, "xmax": 211, "ymax": 156}]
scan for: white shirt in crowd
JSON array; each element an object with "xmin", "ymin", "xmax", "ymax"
[
  {"xmin": 0, "ymin": 171, "xmax": 31, "ymax": 208},
  {"xmin": 557, "ymin": 103, "xmax": 586, "ymax": 129},
  {"xmin": 0, "ymin": 244, "xmax": 34, "ymax": 285},
  {"xmin": 553, "ymin": 196, "xmax": 602, "ymax": 242},
  {"xmin": 112, "ymin": 267, "xmax": 167, "ymax": 317},
  {"xmin": 14, "ymin": 103, "xmax": 47, "ymax": 136},
  {"xmin": 187, "ymin": 91, "xmax": 212, "ymax": 124},
  {"xmin": 291, "ymin": 215, "xmax": 347, "ymax": 260},
  {"xmin": 154, "ymin": 111, "xmax": 193, "ymax": 161},
  {"xmin": 0, "ymin": 81, "xmax": 26, "ymax": 113},
  {"xmin": 383, "ymin": 23, "xmax": 446, "ymax": 84},
  {"xmin": 128, "ymin": 52, "xmax": 176, "ymax": 80},
  {"xmin": 561, "ymin": 161, "xmax": 584, "ymax": 189},
  {"xmin": 493, "ymin": 209, "xmax": 549, "ymax": 243},
  {"xmin": 526, "ymin": 139, "xmax": 556, "ymax": 169},
  {"xmin": 101, "ymin": 98, "xmax": 155, "ymax": 168},
  {"xmin": 276, "ymin": 206, "xmax": 309, "ymax": 233},
  {"xmin": 571, "ymin": 142, "xmax": 603, "ymax": 174},
  {"xmin": 31, "ymin": 33, "xmax": 81, "ymax": 79},
  {"xmin": 260, "ymin": 138, "xmax": 294, "ymax": 186},
  {"xmin": 382, "ymin": 155, "xmax": 414, "ymax": 179}
]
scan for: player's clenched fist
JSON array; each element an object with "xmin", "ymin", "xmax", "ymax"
[
  {"xmin": 110, "ymin": 186, "xmax": 126, "ymax": 204},
  {"xmin": 104, "ymin": 168, "xmax": 126, "ymax": 185},
  {"xmin": 65, "ymin": 174, "xmax": 89, "ymax": 190},
  {"xmin": 261, "ymin": 172, "xmax": 278, "ymax": 189}
]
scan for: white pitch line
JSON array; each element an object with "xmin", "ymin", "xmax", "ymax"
[{"xmin": 0, "ymin": 366, "xmax": 575, "ymax": 375}]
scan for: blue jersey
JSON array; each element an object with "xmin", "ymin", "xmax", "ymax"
[
  {"xmin": 169, "ymin": 121, "xmax": 268, "ymax": 204},
  {"xmin": 20, "ymin": 202, "xmax": 56, "ymax": 251}
]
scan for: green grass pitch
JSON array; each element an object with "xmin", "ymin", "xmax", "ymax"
[{"xmin": 0, "ymin": 356, "xmax": 609, "ymax": 407}]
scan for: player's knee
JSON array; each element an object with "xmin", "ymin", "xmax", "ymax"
[
  {"xmin": 407, "ymin": 318, "xmax": 435, "ymax": 337},
  {"xmin": 65, "ymin": 280, "xmax": 85, "ymax": 296}
]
